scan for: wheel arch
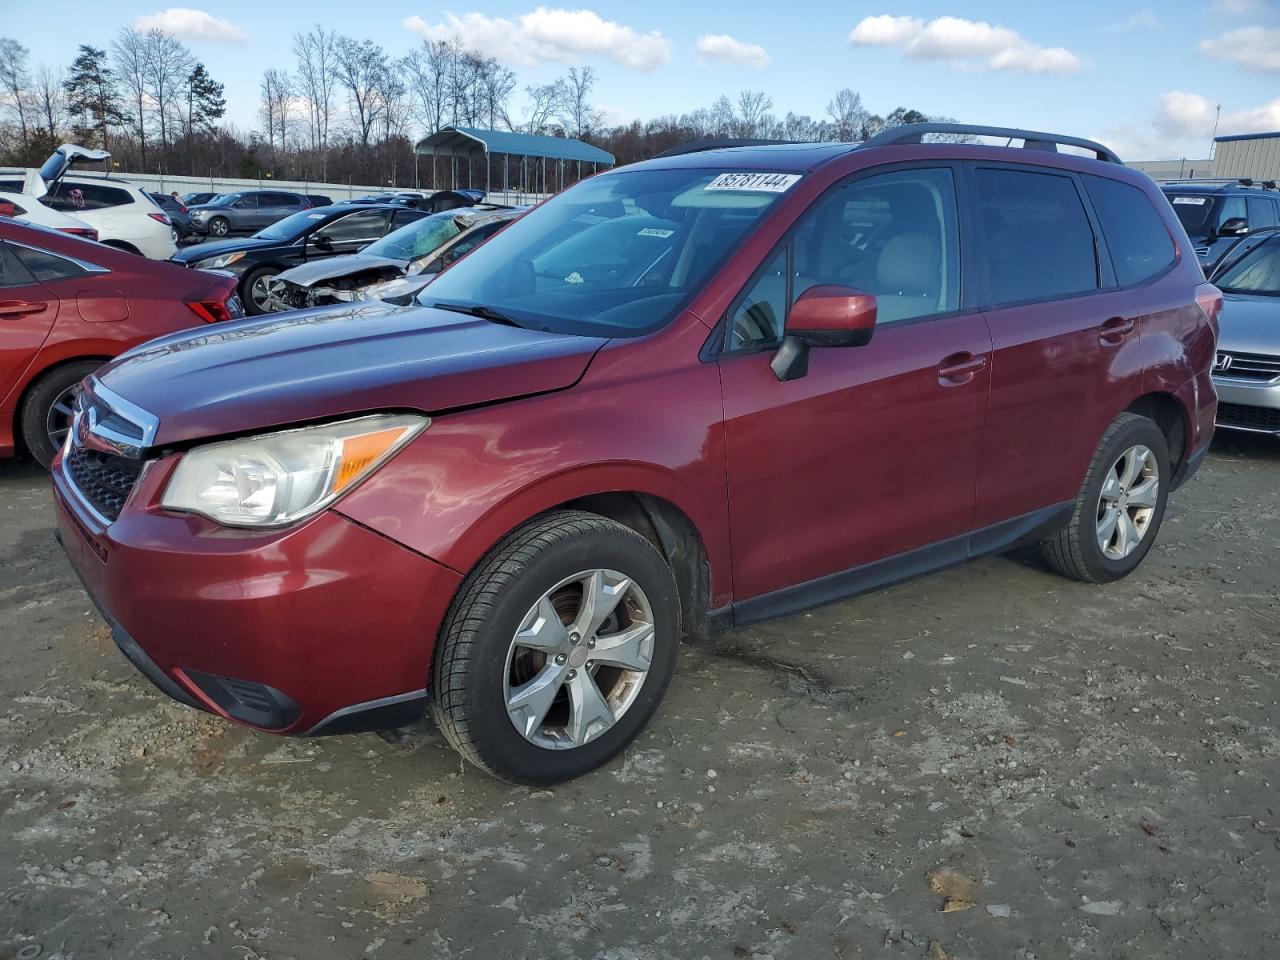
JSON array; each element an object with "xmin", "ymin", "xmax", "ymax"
[
  {"xmin": 1124, "ymin": 391, "xmax": 1189, "ymax": 471},
  {"xmin": 11, "ymin": 355, "xmax": 111, "ymax": 456},
  {"xmin": 99, "ymin": 239, "xmax": 141, "ymax": 255}
]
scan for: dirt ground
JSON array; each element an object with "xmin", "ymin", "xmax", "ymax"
[{"xmin": 2, "ymin": 433, "xmax": 1278, "ymax": 960}]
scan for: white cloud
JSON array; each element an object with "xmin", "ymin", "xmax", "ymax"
[
  {"xmin": 403, "ymin": 8, "xmax": 670, "ymax": 71},
  {"xmin": 1104, "ymin": 10, "xmax": 1159, "ymax": 32},
  {"xmin": 849, "ymin": 14, "xmax": 1081, "ymax": 74},
  {"xmin": 1105, "ymin": 90, "xmax": 1280, "ymax": 160},
  {"xmin": 134, "ymin": 8, "xmax": 246, "ymax": 43},
  {"xmin": 1199, "ymin": 26, "xmax": 1280, "ymax": 73},
  {"xmin": 1156, "ymin": 91, "xmax": 1221, "ymax": 139},
  {"xmin": 696, "ymin": 34, "xmax": 770, "ymax": 69}
]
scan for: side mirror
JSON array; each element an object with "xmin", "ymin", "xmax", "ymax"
[
  {"xmin": 1218, "ymin": 217, "xmax": 1249, "ymax": 237},
  {"xmin": 772, "ymin": 285, "xmax": 877, "ymax": 382},
  {"xmin": 312, "ymin": 234, "xmax": 333, "ymax": 251}
]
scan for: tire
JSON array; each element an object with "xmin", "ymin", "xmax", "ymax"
[
  {"xmin": 241, "ymin": 267, "xmax": 280, "ymax": 316},
  {"xmin": 19, "ymin": 361, "xmax": 102, "ymax": 468},
  {"xmin": 429, "ymin": 510, "xmax": 681, "ymax": 785},
  {"xmin": 1038, "ymin": 413, "xmax": 1171, "ymax": 584},
  {"xmin": 208, "ymin": 216, "xmax": 230, "ymax": 238}
]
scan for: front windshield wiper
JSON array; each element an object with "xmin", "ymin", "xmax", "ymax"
[{"xmin": 431, "ymin": 300, "xmax": 547, "ymax": 331}]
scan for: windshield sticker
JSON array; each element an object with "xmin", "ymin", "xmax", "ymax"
[
  {"xmin": 638, "ymin": 227, "xmax": 674, "ymax": 238},
  {"xmin": 307, "ymin": 212, "xmax": 327, "ymax": 219},
  {"xmin": 1172, "ymin": 197, "xmax": 1207, "ymax": 205},
  {"xmin": 705, "ymin": 172, "xmax": 801, "ymax": 193},
  {"xmin": 565, "ymin": 271, "xmax": 585, "ymax": 284}
]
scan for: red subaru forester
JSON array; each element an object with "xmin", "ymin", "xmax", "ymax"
[{"xmin": 52, "ymin": 125, "xmax": 1220, "ymax": 784}]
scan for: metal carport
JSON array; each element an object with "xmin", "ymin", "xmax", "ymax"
[{"xmin": 414, "ymin": 126, "xmax": 615, "ymax": 200}]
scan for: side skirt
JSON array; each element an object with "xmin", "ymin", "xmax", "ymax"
[{"xmin": 731, "ymin": 501, "xmax": 1074, "ymax": 627}]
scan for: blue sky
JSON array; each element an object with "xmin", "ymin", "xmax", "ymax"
[{"xmin": 6, "ymin": 1, "xmax": 1280, "ymax": 161}]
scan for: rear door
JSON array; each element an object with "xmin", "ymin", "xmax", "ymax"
[
  {"xmin": 0, "ymin": 242, "xmax": 57, "ymax": 404},
  {"xmin": 718, "ymin": 165, "xmax": 993, "ymax": 607},
  {"xmin": 307, "ymin": 208, "xmax": 392, "ymax": 260},
  {"xmin": 968, "ymin": 164, "xmax": 1152, "ymax": 530}
]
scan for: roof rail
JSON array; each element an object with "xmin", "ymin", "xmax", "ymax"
[{"xmin": 860, "ymin": 123, "xmax": 1121, "ymax": 163}]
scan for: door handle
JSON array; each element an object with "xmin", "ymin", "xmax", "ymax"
[
  {"xmin": 0, "ymin": 300, "xmax": 45, "ymax": 319},
  {"xmin": 938, "ymin": 352, "xmax": 987, "ymax": 385},
  {"xmin": 1099, "ymin": 316, "xmax": 1135, "ymax": 345}
]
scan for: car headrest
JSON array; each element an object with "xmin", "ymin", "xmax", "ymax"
[{"xmin": 877, "ymin": 232, "xmax": 940, "ymax": 297}]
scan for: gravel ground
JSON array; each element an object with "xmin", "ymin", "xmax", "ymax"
[{"xmin": 2, "ymin": 433, "xmax": 1278, "ymax": 960}]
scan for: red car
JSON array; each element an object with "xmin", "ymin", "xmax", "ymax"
[
  {"xmin": 52, "ymin": 125, "xmax": 1219, "ymax": 784},
  {"xmin": 1, "ymin": 218, "xmax": 240, "ymax": 466}
]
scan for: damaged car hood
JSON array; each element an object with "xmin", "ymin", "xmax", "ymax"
[
  {"xmin": 276, "ymin": 254, "xmax": 409, "ymax": 288},
  {"xmin": 94, "ymin": 302, "xmax": 607, "ymax": 446}
]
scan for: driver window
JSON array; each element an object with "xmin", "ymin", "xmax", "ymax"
[
  {"xmin": 1218, "ymin": 197, "xmax": 1246, "ymax": 229},
  {"xmin": 234, "ymin": 195, "xmax": 257, "ymax": 208},
  {"xmin": 727, "ymin": 167, "xmax": 960, "ymax": 349}
]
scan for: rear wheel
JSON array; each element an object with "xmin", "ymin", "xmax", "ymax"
[
  {"xmin": 1038, "ymin": 413, "xmax": 1170, "ymax": 583},
  {"xmin": 429, "ymin": 510, "xmax": 680, "ymax": 785},
  {"xmin": 241, "ymin": 267, "xmax": 280, "ymax": 316},
  {"xmin": 19, "ymin": 361, "xmax": 101, "ymax": 468}
]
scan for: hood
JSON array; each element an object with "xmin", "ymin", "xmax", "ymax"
[
  {"xmin": 171, "ymin": 236, "xmax": 280, "ymax": 264},
  {"xmin": 277, "ymin": 254, "xmax": 408, "ymax": 288},
  {"xmin": 94, "ymin": 302, "xmax": 607, "ymax": 446},
  {"xmin": 1218, "ymin": 293, "xmax": 1280, "ymax": 357}
]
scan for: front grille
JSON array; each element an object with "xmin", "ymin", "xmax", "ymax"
[
  {"xmin": 1218, "ymin": 402, "xmax": 1280, "ymax": 432},
  {"xmin": 1216, "ymin": 352, "xmax": 1280, "ymax": 382},
  {"xmin": 64, "ymin": 446, "xmax": 143, "ymax": 521}
]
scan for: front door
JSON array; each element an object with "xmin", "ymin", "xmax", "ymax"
[
  {"xmin": 717, "ymin": 166, "xmax": 992, "ymax": 611},
  {"xmin": 0, "ymin": 242, "xmax": 57, "ymax": 404}
]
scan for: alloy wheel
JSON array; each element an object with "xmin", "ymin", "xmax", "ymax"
[
  {"xmin": 1096, "ymin": 444, "xmax": 1159, "ymax": 560},
  {"xmin": 503, "ymin": 569, "xmax": 655, "ymax": 750},
  {"xmin": 248, "ymin": 274, "xmax": 275, "ymax": 313},
  {"xmin": 45, "ymin": 382, "xmax": 81, "ymax": 452}
]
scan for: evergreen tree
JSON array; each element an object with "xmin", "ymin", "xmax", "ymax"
[
  {"xmin": 184, "ymin": 63, "xmax": 226, "ymax": 138},
  {"xmin": 63, "ymin": 44, "xmax": 124, "ymax": 149}
]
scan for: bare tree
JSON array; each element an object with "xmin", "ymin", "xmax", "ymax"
[
  {"xmin": 561, "ymin": 66, "xmax": 601, "ymax": 139},
  {"xmin": 143, "ymin": 29, "xmax": 194, "ymax": 156},
  {"xmin": 259, "ymin": 69, "xmax": 293, "ymax": 159},
  {"xmin": 292, "ymin": 25, "xmax": 337, "ymax": 168},
  {"xmin": 734, "ymin": 90, "xmax": 774, "ymax": 138},
  {"xmin": 0, "ymin": 37, "xmax": 33, "ymax": 149},
  {"xmin": 111, "ymin": 28, "xmax": 149, "ymax": 166},
  {"xmin": 522, "ymin": 80, "xmax": 566, "ymax": 135},
  {"xmin": 32, "ymin": 66, "xmax": 66, "ymax": 144},
  {"xmin": 403, "ymin": 40, "xmax": 451, "ymax": 135},
  {"xmin": 826, "ymin": 88, "xmax": 867, "ymax": 142},
  {"xmin": 334, "ymin": 37, "xmax": 388, "ymax": 147}
]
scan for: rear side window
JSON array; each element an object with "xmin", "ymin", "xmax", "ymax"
[
  {"xmin": 1084, "ymin": 175, "xmax": 1176, "ymax": 286},
  {"xmin": 1248, "ymin": 197, "xmax": 1278, "ymax": 229},
  {"xmin": 43, "ymin": 182, "xmax": 132, "ymax": 212},
  {"xmin": 973, "ymin": 168, "xmax": 1098, "ymax": 305},
  {"xmin": 0, "ymin": 243, "xmax": 37, "ymax": 286},
  {"xmin": 11, "ymin": 244, "xmax": 91, "ymax": 282}
]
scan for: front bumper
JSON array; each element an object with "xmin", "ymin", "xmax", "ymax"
[
  {"xmin": 52, "ymin": 457, "xmax": 462, "ymax": 736},
  {"xmin": 1213, "ymin": 374, "xmax": 1280, "ymax": 435}
]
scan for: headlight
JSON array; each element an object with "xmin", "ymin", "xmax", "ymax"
[
  {"xmin": 196, "ymin": 251, "xmax": 245, "ymax": 270},
  {"xmin": 361, "ymin": 277, "xmax": 428, "ymax": 302},
  {"xmin": 161, "ymin": 414, "xmax": 428, "ymax": 527}
]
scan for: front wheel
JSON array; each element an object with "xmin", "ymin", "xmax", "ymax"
[
  {"xmin": 19, "ymin": 361, "xmax": 102, "ymax": 468},
  {"xmin": 241, "ymin": 267, "xmax": 280, "ymax": 316},
  {"xmin": 207, "ymin": 216, "xmax": 229, "ymax": 238},
  {"xmin": 1038, "ymin": 413, "xmax": 1171, "ymax": 583},
  {"xmin": 429, "ymin": 510, "xmax": 681, "ymax": 785}
]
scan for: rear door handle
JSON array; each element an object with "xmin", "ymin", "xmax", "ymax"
[
  {"xmin": 0, "ymin": 300, "xmax": 46, "ymax": 319},
  {"xmin": 1099, "ymin": 316, "xmax": 1135, "ymax": 345},
  {"xmin": 938, "ymin": 352, "xmax": 987, "ymax": 385}
]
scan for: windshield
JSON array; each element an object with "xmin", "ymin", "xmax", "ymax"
[
  {"xmin": 252, "ymin": 209, "xmax": 331, "ymax": 242},
  {"xmin": 1216, "ymin": 235, "xmax": 1280, "ymax": 296},
  {"xmin": 1166, "ymin": 194, "xmax": 1216, "ymax": 235},
  {"xmin": 420, "ymin": 167, "xmax": 797, "ymax": 336},
  {"xmin": 207, "ymin": 193, "xmax": 241, "ymax": 207},
  {"xmin": 364, "ymin": 211, "xmax": 462, "ymax": 261}
]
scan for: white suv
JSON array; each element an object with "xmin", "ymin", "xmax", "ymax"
[{"xmin": 15, "ymin": 145, "xmax": 177, "ymax": 260}]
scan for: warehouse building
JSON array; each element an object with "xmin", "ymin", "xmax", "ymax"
[{"xmin": 1129, "ymin": 131, "xmax": 1280, "ymax": 181}]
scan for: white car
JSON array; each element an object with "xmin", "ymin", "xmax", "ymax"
[
  {"xmin": 19, "ymin": 145, "xmax": 177, "ymax": 259},
  {"xmin": 0, "ymin": 190, "xmax": 98, "ymax": 240}
]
